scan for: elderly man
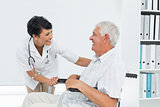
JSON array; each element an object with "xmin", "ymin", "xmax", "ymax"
[{"xmin": 22, "ymin": 21, "xmax": 126, "ymax": 107}]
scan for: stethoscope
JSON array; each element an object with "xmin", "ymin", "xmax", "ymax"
[
  {"xmin": 28, "ymin": 37, "xmax": 52, "ymax": 93},
  {"xmin": 28, "ymin": 37, "xmax": 50, "ymax": 67},
  {"xmin": 28, "ymin": 37, "xmax": 49, "ymax": 78},
  {"xmin": 28, "ymin": 37, "xmax": 35, "ymax": 69}
]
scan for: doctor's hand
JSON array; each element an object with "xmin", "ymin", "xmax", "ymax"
[
  {"xmin": 65, "ymin": 79, "xmax": 83, "ymax": 90},
  {"xmin": 47, "ymin": 77, "xmax": 58, "ymax": 86}
]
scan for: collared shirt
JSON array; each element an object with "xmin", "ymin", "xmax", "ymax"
[
  {"xmin": 16, "ymin": 37, "xmax": 79, "ymax": 90},
  {"xmin": 60, "ymin": 48, "xmax": 126, "ymax": 106},
  {"xmin": 80, "ymin": 48, "xmax": 126, "ymax": 98}
]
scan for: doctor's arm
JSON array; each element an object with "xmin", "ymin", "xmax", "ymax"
[
  {"xmin": 56, "ymin": 43, "xmax": 91, "ymax": 67},
  {"xmin": 75, "ymin": 57, "xmax": 91, "ymax": 67},
  {"xmin": 26, "ymin": 69, "xmax": 58, "ymax": 86},
  {"xmin": 65, "ymin": 79, "xmax": 118, "ymax": 107}
]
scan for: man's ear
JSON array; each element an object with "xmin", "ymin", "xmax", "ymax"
[{"xmin": 104, "ymin": 34, "xmax": 109, "ymax": 40}]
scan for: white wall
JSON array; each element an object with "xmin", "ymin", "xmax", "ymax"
[
  {"xmin": 121, "ymin": 0, "xmax": 140, "ymax": 74},
  {"xmin": 0, "ymin": 0, "xmax": 122, "ymax": 85},
  {"xmin": 120, "ymin": 0, "xmax": 140, "ymax": 107}
]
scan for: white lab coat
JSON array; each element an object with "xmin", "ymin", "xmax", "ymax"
[{"xmin": 16, "ymin": 37, "xmax": 79, "ymax": 90}]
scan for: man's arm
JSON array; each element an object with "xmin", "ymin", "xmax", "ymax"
[
  {"xmin": 27, "ymin": 68, "xmax": 58, "ymax": 86},
  {"xmin": 65, "ymin": 79, "xmax": 118, "ymax": 107},
  {"xmin": 75, "ymin": 57, "xmax": 91, "ymax": 67}
]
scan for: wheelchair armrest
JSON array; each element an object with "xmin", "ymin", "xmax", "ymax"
[
  {"xmin": 125, "ymin": 73, "xmax": 137, "ymax": 79},
  {"xmin": 58, "ymin": 79, "xmax": 67, "ymax": 83},
  {"xmin": 68, "ymin": 88, "xmax": 81, "ymax": 92},
  {"xmin": 68, "ymin": 87, "xmax": 97, "ymax": 92}
]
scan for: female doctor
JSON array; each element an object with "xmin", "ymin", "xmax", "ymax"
[{"xmin": 16, "ymin": 16, "xmax": 91, "ymax": 94}]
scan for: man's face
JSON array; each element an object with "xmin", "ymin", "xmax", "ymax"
[
  {"xmin": 35, "ymin": 28, "xmax": 53, "ymax": 46},
  {"xmin": 89, "ymin": 27, "xmax": 105, "ymax": 54}
]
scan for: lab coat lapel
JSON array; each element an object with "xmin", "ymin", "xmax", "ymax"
[{"xmin": 42, "ymin": 44, "xmax": 52, "ymax": 60}]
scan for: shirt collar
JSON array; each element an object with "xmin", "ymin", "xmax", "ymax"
[
  {"xmin": 29, "ymin": 38, "xmax": 52, "ymax": 60},
  {"xmin": 92, "ymin": 48, "xmax": 116, "ymax": 63},
  {"xmin": 29, "ymin": 38, "xmax": 52, "ymax": 53}
]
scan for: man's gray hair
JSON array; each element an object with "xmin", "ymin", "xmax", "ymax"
[{"xmin": 96, "ymin": 21, "xmax": 120, "ymax": 47}]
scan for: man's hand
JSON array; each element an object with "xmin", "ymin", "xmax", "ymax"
[
  {"xmin": 46, "ymin": 77, "xmax": 58, "ymax": 86},
  {"xmin": 65, "ymin": 79, "xmax": 83, "ymax": 90},
  {"xmin": 68, "ymin": 74, "xmax": 80, "ymax": 80}
]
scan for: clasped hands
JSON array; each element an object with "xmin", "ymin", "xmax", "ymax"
[
  {"xmin": 47, "ymin": 77, "xmax": 59, "ymax": 86},
  {"xmin": 47, "ymin": 74, "xmax": 83, "ymax": 91}
]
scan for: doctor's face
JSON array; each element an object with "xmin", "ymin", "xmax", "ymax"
[{"xmin": 36, "ymin": 28, "xmax": 53, "ymax": 46}]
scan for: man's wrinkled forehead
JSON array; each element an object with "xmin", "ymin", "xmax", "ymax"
[{"xmin": 93, "ymin": 26, "xmax": 101, "ymax": 35}]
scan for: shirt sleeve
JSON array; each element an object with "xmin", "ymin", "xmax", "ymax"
[
  {"xmin": 97, "ymin": 62, "xmax": 126, "ymax": 99},
  {"xmin": 16, "ymin": 46, "xmax": 32, "ymax": 73},
  {"xmin": 53, "ymin": 41, "xmax": 79, "ymax": 63}
]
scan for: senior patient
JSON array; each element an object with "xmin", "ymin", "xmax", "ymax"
[{"xmin": 22, "ymin": 21, "xmax": 126, "ymax": 107}]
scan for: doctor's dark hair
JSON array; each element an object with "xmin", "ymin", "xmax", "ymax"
[{"xmin": 27, "ymin": 16, "xmax": 52, "ymax": 37}]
